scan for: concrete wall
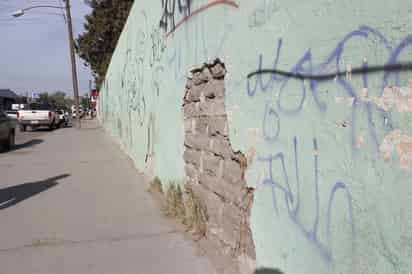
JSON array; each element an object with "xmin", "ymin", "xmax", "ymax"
[{"xmin": 99, "ymin": 0, "xmax": 412, "ymax": 273}]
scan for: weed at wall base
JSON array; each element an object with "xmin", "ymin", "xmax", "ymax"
[
  {"xmin": 165, "ymin": 182, "xmax": 178, "ymax": 217},
  {"xmin": 147, "ymin": 176, "xmax": 163, "ymax": 194},
  {"xmin": 183, "ymin": 185, "xmax": 208, "ymax": 237},
  {"xmin": 176, "ymin": 184, "xmax": 186, "ymax": 219},
  {"xmin": 155, "ymin": 179, "xmax": 208, "ymax": 238}
]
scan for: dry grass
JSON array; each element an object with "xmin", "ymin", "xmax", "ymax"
[
  {"xmin": 164, "ymin": 182, "xmax": 177, "ymax": 216},
  {"xmin": 148, "ymin": 176, "xmax": 208, "ymax": 238},
  {"xmin": 148, "ymin": 176, "xmax": 163, "ymax": 194},
  {"xmin": 161, "ymin": 181, "xmax": 208, "ymax": 238},
  {"xmin": 163, "ymin": 182, "xmax": 185, "ymax": 218},
  {"xmin": 175, "ymin": 184, "xmax": 186, "ymax": 219},
  {"xmin": 183, "ymin": 186, "xmax": 208, "ymax": 237}
]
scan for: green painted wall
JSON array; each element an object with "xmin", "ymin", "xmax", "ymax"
[{"xmin": 99, "ymin": 0, "xmax": 412, "ymax": 273}]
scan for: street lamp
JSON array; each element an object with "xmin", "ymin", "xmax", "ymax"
[
  {"xmin": 12, "ymin": 1, "xmax": 82, "ymax": 128},
  {"xmin": 11, "ymin": 5, "xmax": 64, "ymax": 17},
  {"xmin": 11, "ymin": 9, "xmax": 26, "ymax": 17}
]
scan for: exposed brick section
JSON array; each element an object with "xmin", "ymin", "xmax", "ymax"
[
  {"xmin": 182, "ymin": 59, "xmax": 256, "ymax": 274},
  {"xmin": 184, "ymin": 115, "xmax": 228, "ymax": 137}
]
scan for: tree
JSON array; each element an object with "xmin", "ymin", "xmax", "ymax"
[
  {"xmin": 81, "ymin": 96, "xmax": 90, "ymax": 109},
  {"xmin": 50, "ymin": 91, "xmax": 69, "ymax": 110},
  {"xmin": 38, "ymin": 92, "xmax": 49, "ymax": 104},
  {"xmin": 37, "ymin": 91, "xmax": 73, "ymax": 111},
  {"xmin": 76, "ymin": 0, "xmax": 134, "ymax": 88}
]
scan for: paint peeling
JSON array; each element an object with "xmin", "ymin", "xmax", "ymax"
[
  {"xmin": 360, "ymin": 87, "xmax": 369, "ymax": 99},
  {"xmin": 247, "ymin": 127, "xmax": 261, "ymax": 145},
  {"xmin": 370, "ymin": 85, "xmax": 412, "ymax": 112},
  {"xmin": 335, "ymin": 96, "xmax": 344, "ymax": 103},
  {"xmin": 227, "ymin": 110, "xmax": 233, "ymax": 123},
  {"xmin": 356, "ymin": 135, "xmax": 365, "ymax": 149},
  {"xmin": 380, "ymin": 130, "xmax": 412, "ymax": 169},
  {"xmin": 246, "ymin": 147, "xmax": 256, "ymax": 165}
]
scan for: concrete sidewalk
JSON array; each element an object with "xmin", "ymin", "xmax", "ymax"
[{"xmin": 0, "ymin": 120, "xmax": 215, "ymax": 274}]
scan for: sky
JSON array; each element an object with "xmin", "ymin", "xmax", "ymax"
[{"xmin": 0, "ymin": 0, "xmax": 93, "ymax": 96}]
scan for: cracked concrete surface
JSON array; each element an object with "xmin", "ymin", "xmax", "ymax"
[{"xmin": 0, "ymin": 120, "xmax": 215, "ymax": 274}]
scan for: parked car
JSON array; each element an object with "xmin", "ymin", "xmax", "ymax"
[
  {"xmin": 56, "ymin": 110, "xmax": 69, "ymax": 128},
  {"xmin": 71, "ymin": 106, "xmax": 84, "ymax": 119},
  {"xmin": 17, "ymin": 103, "xmax": 57, "ymax": 131},
  {"xmin": 5, "ymin": 110, "xmax": 18, "ymax": 120},
  {"xmin": 0, "ymin": 110, "xmax": 16, "ymax": 150}
]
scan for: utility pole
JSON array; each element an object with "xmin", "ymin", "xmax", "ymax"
[{"xmin": 64, "ymin": 0, "xmax": 81, "ymax": 128}]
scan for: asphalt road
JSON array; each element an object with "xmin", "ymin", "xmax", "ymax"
[
  {"xmin": 0, "ymin": 123, "xmax": 70, "ymax": 155},
  {"xmin": 15, "ymin": 127, "xmax": 50, "ymax": 148}
]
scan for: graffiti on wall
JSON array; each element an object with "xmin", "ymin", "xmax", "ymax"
[
  {"xmin": 258, "ymin": 136, "xmax": 355, "ymax": 266},
  {"xmin": 160, "ymin": 0, "xmax": 238, "ymax": 37},
  {"xmin": 164, "ymin": 0, "xmax": 237, "ymax": 87},
  {"xmin": 159, "ymin": 0, "xmax": 192, "ymax": 34},
  {"xmin": 123, "ymin": 39, "xmax": 146, "ymax": 131},
  {"xmin": 248, "ymin": 0, "xmax": 280, "ymax": 29},
  {"xmin": 247, "ymin": 25, "xmax": 412, "ymax": 151},
  {"xmin": 100, "ymin": 1, "xmax": 412, "ymax": 272},
  {"xmin": 247, "ymin": 25, "xmax": 412, "ymax": 269},
  {"xmin": 102, "ymin": 0, "xmax": 242, "ymax": 166}
]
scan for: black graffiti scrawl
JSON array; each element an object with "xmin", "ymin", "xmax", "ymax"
[{"xmin": 159, "ymin": 0, "xmax": 192, "ymax": 33}]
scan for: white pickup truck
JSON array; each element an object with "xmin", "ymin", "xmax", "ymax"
[{"xmin": 17, "ymin": 103, "xmax": 57, "ymax": 131}]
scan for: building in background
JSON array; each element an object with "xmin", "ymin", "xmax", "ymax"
[{"xmin": 0, "ymin": 89, "xmax": 18, "ymax": 110}]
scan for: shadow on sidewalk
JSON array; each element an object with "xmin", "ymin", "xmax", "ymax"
[
  {"xmin": 255, "ymin": 268, "xmax": 285, "ymax": 274},
  {"xmin": 13, "ymin": 139, "xmax": 44, "ymax": 150},
  {"xmin": 0, "ymin": 139, "xmax": 43, "ymax": 154},
  {"xmin": 0, "ymin": 174, "xmax": 70, "ymax": 210}
]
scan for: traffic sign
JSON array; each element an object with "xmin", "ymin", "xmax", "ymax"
[{"xmin": 31, "ymin": 92, "xmax": 40, "ymax": 99}]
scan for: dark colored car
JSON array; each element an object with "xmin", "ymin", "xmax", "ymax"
[
  {"xmin": 5, "ymin": 110, "xmax": 18, "ymax": 119},
  {"xmin": 0, "ymin": 110, "xmax": 16, "ymax": 150}
]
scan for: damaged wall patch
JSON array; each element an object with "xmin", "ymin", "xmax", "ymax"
[{"xmin": 380, "ymin": 130, "xmax": 412, "ymax": 169}]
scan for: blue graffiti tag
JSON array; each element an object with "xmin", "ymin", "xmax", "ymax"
[
  {"xmin": 258, "ymin": 137, "xmax": 355, "ymax": 264},
  {"xmin": 247, "ymin": 25, "xmax": 412, "ymax": 150},
  {"xmin": 262, "ymin": 102, "xmax": 280, "ymax": 143}
]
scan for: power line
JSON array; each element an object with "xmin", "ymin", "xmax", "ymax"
[{"xmin": 24, "ymin": 11, "xmax": 63, "ymax": 16}]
